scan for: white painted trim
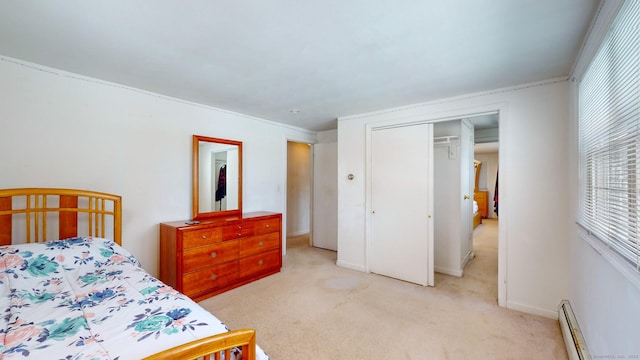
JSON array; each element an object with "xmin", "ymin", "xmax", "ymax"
[
  {"xmin": 364, "ymin": 124, "xmax": 373, "ymax": 274},
  {"xmin": 283, "ymin": 134, "xmax": 317, "ymax": 257},
  {"xmin": 570, "ymin": 0, "xmax": 624, "ymax": 81},
  {"xmin": 287, "ymin": 230, "xmax": 310, "ymax": 237},
  {"xmin": 281, "ymin": 136, "xmax": 289, "ymax": 256},
  {"xmin": 460, "ymin": 249, "xmax": 473, "ymax": 271},
  {"xmin": 497, "ymin": 106, "xmax": 508, "ymax": 308},
  {"xmin": 336, "ymin": 260, "xmax": 366, "ymax": 272},
  {"xmin": 507, "ymin": 300, "xmax": 559, "ymax": 320},
  {"xmin": 338, "ymin": 78, "xmax": 564, "ymax": 123},
  {"xmin": 308, "ymin": 143, "xmax": 314, "ymax": 249},
  {"xmin": 435, "ymin": 266, "xmax": 463, "ymax": 277},
  {"xmin": 361, "ymin": 104, "xmax": 508, "ymax": 294},
  {"xmin": 427, "ymin": 127, "xmax": 435, "ymax": 287}
]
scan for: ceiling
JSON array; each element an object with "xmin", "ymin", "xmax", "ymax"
[{"xmin": 0, "ymin": 1, "xmax": 599, "ymax": 131}]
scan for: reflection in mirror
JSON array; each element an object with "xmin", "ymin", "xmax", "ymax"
[{"xmin": 193, "ymin": 135, "xmax": 242, "ymax": 220}]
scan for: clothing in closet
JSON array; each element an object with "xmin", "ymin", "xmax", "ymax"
[{"xmin": 215, "ymin": 165, "xmax": 226, "ymax": 202}]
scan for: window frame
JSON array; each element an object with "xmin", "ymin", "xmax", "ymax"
[{"xmin": 577, "ymin": 0, "xmax": 640, "ymax": 288}]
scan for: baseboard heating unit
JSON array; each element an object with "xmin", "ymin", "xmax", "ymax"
[{"xmin": 559, "ymin": 300, "xmax": 590, "ymax": 360}]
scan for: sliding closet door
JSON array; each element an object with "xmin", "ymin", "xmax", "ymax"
[{"xmin": 370, "ymin": 123, "xmax": 434, "ymax": 286}]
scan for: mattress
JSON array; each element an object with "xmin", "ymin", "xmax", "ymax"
[{"xmin": 0, "ymin": 237, "xmax": 269, "ymax": 360}]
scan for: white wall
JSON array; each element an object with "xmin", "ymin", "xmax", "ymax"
[
  {"xmin": 286, "ymin": 142, "xmax": 311, "ymax": 236},
  {"xmin": 0, "ymin": 56, "xmax": 316, "ymax": 277},
  {"xmin": 568, "ymin": 81, "xmax": 640, "ymax": 356},
  {"xmin": 337, "ymin": 79, "xmax": 571, "ymax": 318},
  {"xmin": 564, "ymin": 0, "xmax": 640, "ymax": 354}
]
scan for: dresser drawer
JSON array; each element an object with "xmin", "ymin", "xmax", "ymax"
[
  {"xmin": 239, "ymin": 232, "xmax": 279, "ymax": 257},
  {"xmin": 238, "ymin": 249, "xmax": 280, "ymax": 278},
  {"xmin": 222, "ymin": 222, "xmax": 255, "ymax": 240},
  {"xmin": 255, "ymin": 217, "xmax": 281, "ymax": 234},
  {"xmin": 183, "ymin": 240, "xmax": 239, "ymax": 273},
  {"xmin": 182, "ymin": 227, "xmax": 223, "ymax": 248},
  {"xmin": 182, "ymin": 261, "xmax": 238, "ymax": 297},
  {"xmin": 160, "ymin": 212, "xmax": 281, "ymax": 301}
]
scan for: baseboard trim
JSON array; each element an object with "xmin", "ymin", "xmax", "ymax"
[
  {"xmin": 336, "ymin": 260, "xmax": 366, "ymax": 272},
  {"xmin": 287, "ymin": 230, "xmax": 309, "ymax": 237},
  {"xmin": 435, "ymin": 266, "xmax": 463, "ymax": 277},
  {"xmin": 461, "ymin": 250, "xmax": 473, "ymax": 269},
  {"xmin": 507, "ymin": 300, "xmax": 559, "ymax": 319}
]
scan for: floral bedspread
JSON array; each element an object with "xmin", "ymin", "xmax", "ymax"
[{"xmin": 0, "ymin": 237, "xmax": 269, "ymax": 360}]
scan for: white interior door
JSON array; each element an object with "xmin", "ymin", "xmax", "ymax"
[
  {"xmin": 370, "ymin": 123, "xmax": 433, "ymax": 286},
  {"xmin": 312, "ymin": 142, "xmax": 337, "ymax": 251},
  {"xmin": 460, "ymin": 120, "xmax": 474, "ymax": 262}
]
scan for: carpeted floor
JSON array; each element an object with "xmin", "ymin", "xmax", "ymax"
[{"xmin": 199, "ymin": 219, "xmax": 567, "ymax": 359}]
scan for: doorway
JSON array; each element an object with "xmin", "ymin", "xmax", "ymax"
[
  {"xmin": 286, "ymin": 141, "xmax": 312, "ymax": 250},
  {"xmin": 468, "ymin": 114, "xmax": 500, "ymax": 301}
]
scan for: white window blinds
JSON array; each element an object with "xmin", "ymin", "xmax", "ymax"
[{"xmin": 578, "ymin": 0, "xmax": 640, "ymax": 271}]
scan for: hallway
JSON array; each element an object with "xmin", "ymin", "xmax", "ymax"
[{"xmin": 437, "ymin": 218, "xmax": 499, "ymax": 303}]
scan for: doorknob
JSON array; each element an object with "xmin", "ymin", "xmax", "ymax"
[{"xmin": 464, "ymin": 195, "xmax": 470, "ymax": 200}]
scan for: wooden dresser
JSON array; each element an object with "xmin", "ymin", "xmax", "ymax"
[
  {"xmin": 474, "ymin": 190, "xmax": 489, "ymax": 218},
  {"xmin": 159, "ymin": 212, "xmax": 282, "ymax": 301}
]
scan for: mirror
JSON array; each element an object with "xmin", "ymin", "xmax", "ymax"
[{"xmin": 193, "ymin": 135, "xmax": 242, "ymax": 220}]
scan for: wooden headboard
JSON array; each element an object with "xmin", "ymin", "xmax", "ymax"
[{"xmin": 0, "ymin": 188, "xmax": 121, "ymax": 245}]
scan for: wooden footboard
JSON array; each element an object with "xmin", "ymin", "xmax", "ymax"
[
  {"xmin": 142, "ymin": 328, "xmax": 256, "ymax": 360},
  {"xmin": 473, "ymin": 211, "xmax": 482, "ymax": 229}
]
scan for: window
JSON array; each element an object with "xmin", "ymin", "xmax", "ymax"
[{"xmin": 578, "ymin": 0, "xmax": 640, "ymax": 272}]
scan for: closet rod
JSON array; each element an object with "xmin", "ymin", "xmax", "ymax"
[{"xmin": 433, "ymin": 135, "xmax": 460, "ymax": 145}]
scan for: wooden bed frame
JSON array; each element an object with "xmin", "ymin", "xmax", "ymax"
[
  {"xmin": 473, "ymin": 209, "xmax": 482, "ymax": 229},
  {"xmin": 0, "ymin": 188, "xmax": 122, "ymax": 246},
  {"xmin": 0, "ymin": 187, "xmax": 257, "ymax": 360}
]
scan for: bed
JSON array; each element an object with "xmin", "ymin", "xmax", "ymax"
[
  {"xmin": 0, "ymin": 188, "xmax": 268, "ymax": 360},
  {"xmin": 472, "ymin": 200, "xmax": 482, "ymax": 229}
]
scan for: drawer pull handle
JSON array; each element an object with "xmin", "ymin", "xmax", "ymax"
[
  {"xmin": 258, "ymin": 241, "xmax": 263, "ymax": 247},
  {"xmin": 210, "ymin": 274, "xmax": 217, "ymax": 281},
  {"xmin": 266, "ymin": 224, "xmax": 270, "ymax": 228},
  {"xmin": 237, "ymin": 225, "xmax": 242, "ymax": 230},
  {"xmin": 237, "ymin": 233, "xmax": 242, "ymax": 237},
  {"xmin": 258, "ymin": 259, "xmax": 264, "ymax": 266},
  {"xmin": 210, "ymin": 252, "xmax": 217, "ymax": 259},
  {"xmin": 201, "ymin": 235, "xmax": 207, "ymax": 239}
]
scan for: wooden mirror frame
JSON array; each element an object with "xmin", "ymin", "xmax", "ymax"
[
  {"xmin": 474, "ymin": 159, "xmax": 482, "ymax": 192},
  {"xmin": 192, "ymin": 135, "xmax": 243, "ymax": 220}
]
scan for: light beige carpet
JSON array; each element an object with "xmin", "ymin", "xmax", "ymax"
[{"xmin": 199, "ymin": 219, "xmax": 567, "ymax": 359}]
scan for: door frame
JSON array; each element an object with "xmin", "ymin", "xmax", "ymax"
[
  {"xmin": 363, "ymin": 105, "xmax": 507, "ymax": 306},
  {"xmin": 282, "ymin": 134, "xmax": 315, "ymax": 256},
  {"xmin": 460, "ymin": 119, "xmax": 475, "ymax": 267}
]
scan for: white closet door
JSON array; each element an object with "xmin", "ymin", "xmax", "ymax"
[{"xmin": 370, "ymin": 123, "xmax": 433, "ymax": 286}]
